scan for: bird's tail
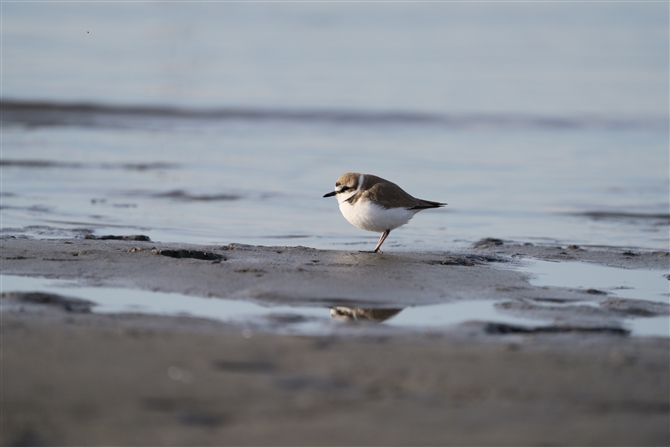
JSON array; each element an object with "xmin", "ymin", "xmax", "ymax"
[{"xmin": 409, "ymin": 199, "xmax": 447, "ymax": 210}]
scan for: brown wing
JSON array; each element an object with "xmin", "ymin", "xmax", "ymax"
[{"xmin": 362, "ymin": 175, "xmax": 446, "ymax": 210}]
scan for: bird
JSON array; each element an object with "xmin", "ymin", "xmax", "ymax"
[
  {"xmin": 323, "ymin": 172, "xmax": 446, "ymax": 253},
  {"xmin": 330, "ymin": 307, "xmax": 403, "ymax": 322}
]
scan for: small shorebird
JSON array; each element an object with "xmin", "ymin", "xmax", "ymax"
[{"xmin": 323, "ymin": 172, "xmax": 446, "ymax": 253}]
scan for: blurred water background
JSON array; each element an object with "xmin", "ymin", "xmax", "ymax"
[{"xmin": 2, "ymin": 2, "xmax": 668, "ymax": 251}]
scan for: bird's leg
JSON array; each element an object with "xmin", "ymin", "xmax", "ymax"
[{"xmin": 372, "ymin": 229, "xmax": 391, "ymax": 253}]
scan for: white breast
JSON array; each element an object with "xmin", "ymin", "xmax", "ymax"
[{"xmin": 339, "ymin": 199, "xmax": 417, "ymax": 233}]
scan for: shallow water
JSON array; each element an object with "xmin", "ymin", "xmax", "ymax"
[
  {"xmin": 0, "ymin": 274, "xmax": 541, "ymax": 335},
  {"xmin": 516, "ymin": 260, "xmax": 670, "ymax": 337},
  {"xmin": 3, "ymin": 112, "xmax": 667, "ymax": 251},
  {"xmin": 2, "ymin": 3, "xmax": 668, "ymax": 251},
  {"xmin": 2, "ymin": 273, "xmax": 666, "ymax": 337},
  {"xmin": 518, "ymin": 259, "xmax": 669, "ymax": 304}
]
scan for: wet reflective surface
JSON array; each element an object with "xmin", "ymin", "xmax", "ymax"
[
  {"xmin": 514, "ymin": 259, "xmax": 669, "ymax": 337},
  {"xmin": 3, "ymin": 4, "xmax": 668, "ymax": 251},
  {"xmin": 3, "ymin": 269, "xmax": 667, "ymax": 337},
  {"xmin": 517, "ymin": 259, "xmax": 669, "ymax": 304}
]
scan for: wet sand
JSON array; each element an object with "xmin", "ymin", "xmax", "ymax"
[{"xmin": 2, "ymin": 237, "xmax": 669, "ymax": 446}]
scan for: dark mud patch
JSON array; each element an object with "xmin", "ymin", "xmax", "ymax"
[
  {"xmin": 265, "ymin": 313, "xmax": 314, "ymax": 324},
  {"xmin": 101, "ymin": 162, "xmax": 179, "ymax": 171},
  {"xmin": 495, "ymin": 301, "xmax": 618, "ymax": 320},
  {"xmin": 1, "ymin": 291, "xmax": 95, "ymax": 313},
  {"xmin": 157, "ymin": 249, "xmax": 226, "ymax": 261},
  {"xmin": 573, "ymin": 211, "xmax": 670, "ymax": 223},
  {"xmin": 427, "ymin": 254, "xmax": 509, "ymax": 266},
  {"xmin": 234, "ymin": 268, "xmax": 267, "ymax": 274},
  {"xmin": 473, "ymin": 237, "xmax": 505, "ymax": 248},
  {"xmin": 218, "ymin": 244, "xmax": 319, "ymax": 254},
  {"xmin": 530, "ymin": 297, "xmax": 585, "ymax": 304},
  {"xmin": 0, "ymin": 159, "xmax": 178, "ymax": 171},
  {"xmin": 128, "ymin": 247, "xmax": 226, "ymax": 261},
  {"xmin": 586, "ymin": 288, "xmax": 608, "ymax": 295},
  {"xmin": 600, "ymin": 298, "xmax": 670, "ymax": 317},
  {"xmin": 234, "ymin": 268, "xmax": 266, "ymax": 277},
  {"xmin": 85, "ymin": 234, "xmax": 151, "ymax": 241},
  {"xmin": 0, "ymin": 159, "xmax": 82, "ymax": 168},
  {"xmin": 622, "ymin": 251, "xmax": 640, "ymax": 257},
  {"xmin": 153, "ymin": 190, "xmax": 241, "ymax": 202},
  {"xmin": 484, "ymin": 322, "xmax": 629, "ymax": 335}
]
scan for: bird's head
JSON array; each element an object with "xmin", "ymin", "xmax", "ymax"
[{"xmin": 323, "ymin": 172, "xmax": 363, "ymax": 204}]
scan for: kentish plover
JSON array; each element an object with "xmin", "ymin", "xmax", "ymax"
[{"xmin": 323, "ymin": 172, "xmax": 446, "ymax": 252}]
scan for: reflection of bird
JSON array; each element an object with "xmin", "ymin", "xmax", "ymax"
[
  {"xmin": 323, "ymin": 172, "xmax": 446, "ymax": 252},
  {"xmin": 330, "ymin": 307, "xmax": 403, "ymax": 322}
]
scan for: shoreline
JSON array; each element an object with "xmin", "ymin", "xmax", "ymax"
[{"xmin": 2, "ymin": 237, "xmax": 669, "ymax": 445}]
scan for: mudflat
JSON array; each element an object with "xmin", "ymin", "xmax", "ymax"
[{"xmin": 2, "ymin": 237, "xmax": 669, "ymax": 446}]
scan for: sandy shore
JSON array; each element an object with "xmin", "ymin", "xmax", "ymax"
[{"xmin": 2, "ymin": 237, "xmax": 669, "ymax": 446}]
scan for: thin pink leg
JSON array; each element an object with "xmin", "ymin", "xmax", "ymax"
[{"xmin": 372, "ymin": 229, "xmax": 391, "ymax": 253}]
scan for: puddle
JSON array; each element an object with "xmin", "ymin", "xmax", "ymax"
[
  {"xmin": 517, "ymin": 259, "xmax": 669, "ymax": 304},
  {"xmin": 2, "ymin": 271, "xmax": 666, "ymax": 337},
  {"xmin": 515, "ymin": 259, "xmax": 669, "ymax": 337},
  {"xmin": 627, "ymin": 316, "xmax": 670, "ymax": 338},
  {"xmin": 1, "ymin": 275, "xmax": 329, "ymax": 334},
  {"xmin": 382, "ymin": 301, "xmax": 541, "ymax": 329},
  {"xmin": 1, "ymin": 274, "xmax": 544, "ymax": 336}
]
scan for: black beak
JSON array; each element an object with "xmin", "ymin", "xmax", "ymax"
[{"xmin": 323, "ymin": 191, "xmax": 337, "ymax": 198}]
